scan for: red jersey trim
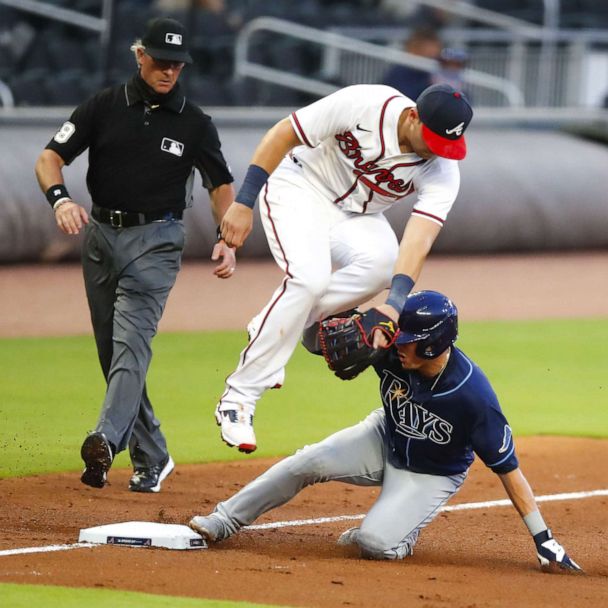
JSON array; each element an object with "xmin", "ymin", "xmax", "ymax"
[
  {"xmin": 411, "ymin": 208, "xmax": 445, "ymax": 225},
  {"xmin": 291, "ymin": 112, "xmax": 313, "ymax": 148},
  {"xmin": 241, "ymin": 183, "xmax": 293, "ymax": 364}
]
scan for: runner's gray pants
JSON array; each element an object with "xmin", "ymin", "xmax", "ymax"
[{"xmin": 212, "ymin": 409, "xmax": 466, "ymax": 559}]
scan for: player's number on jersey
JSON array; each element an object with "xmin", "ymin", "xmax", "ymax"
[{"xmin": 53, "ymin": 121, "xmax": 76, "ymax": 144}]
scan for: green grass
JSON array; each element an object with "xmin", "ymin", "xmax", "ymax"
[
  {"xmin": 0, "ymin": 583, "xmax": 290, "ymax": 608},
  {"xmin": 1, "ymin": 319, "xmax": 607, "ymax": 479}
]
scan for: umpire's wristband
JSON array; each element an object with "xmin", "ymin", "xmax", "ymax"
[
  {"xmin": 235, "ymin": 164, "xmax": 269, "ymax": 209},
  {"xmin": 386, "ymin": 274, "xmax": 415, "ymax": 312},
  {"xmin": 46, "ymin": 184, "xmax": 71, "ymax": 209}
]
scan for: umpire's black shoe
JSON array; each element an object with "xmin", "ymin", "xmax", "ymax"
[
  {"xmin": 129, "ymin": 455, "xmax": 175, "ymax": 493},
  {"xmin": 80, "ymin": 432, "xmax": 114, "ymax": 489}
]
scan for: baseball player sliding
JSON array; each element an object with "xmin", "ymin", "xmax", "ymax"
[
  {"xmin": 190, "ymin": 291, "xmax": 582, "ymax": 571},
  {"xmin": 215, "ymin": 83, "xmax": 473, "ymax": 452}
]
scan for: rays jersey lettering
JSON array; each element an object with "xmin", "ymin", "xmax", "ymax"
[{"xmin": 381, "ymin": 370, "xmax": 453, "ymax": 445}]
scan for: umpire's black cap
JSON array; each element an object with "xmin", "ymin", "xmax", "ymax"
[{"xmin": 142, "ymin": 18, "xmax": 193, "ymax": 64}]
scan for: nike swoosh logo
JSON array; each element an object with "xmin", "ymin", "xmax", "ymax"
[{"xmin": 356, "ymin": 124, "xmax": 372, "ymax": 132}]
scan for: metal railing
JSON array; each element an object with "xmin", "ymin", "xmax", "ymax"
[
  {"xmin": 235, "ymin": 17, "xmax": 525, "ymax": 106},
  {"xmin": 0, "ymin": 80, "xmax": 15, "ymax": 108},
  {"xmin": 404, "ymin": 0, "xmax": 546, "ymax": 38},
  {"xmin": 331, "ymin": 25, "xmax": 608, "ymax": 108},
  {"xmin": 0, "ymin": 0, "xmax": 115, "ymax": 98},
  {"xmin": 0, "ymin": 0, "xmax": 105, "ymax": 32}
]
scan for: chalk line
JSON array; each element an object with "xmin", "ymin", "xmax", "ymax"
[
  {"xmin": 1, "ymin": 488, "xmax": 606, "ymax": 557},
  {"xmin": 246, "ymin": 488, "xmax": 608, "ymax": 530}
]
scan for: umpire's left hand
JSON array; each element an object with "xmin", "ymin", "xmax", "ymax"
[
  {"xmin": 55, "ymin": 200, "xmax": 89, "ymax": 235},
  {"xmin": 212, "ymin": 240, "xmax": 237, "ymax": 279}
]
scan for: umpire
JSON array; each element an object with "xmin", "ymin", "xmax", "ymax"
[{"xmin": 34, "ymin": 17, "xmax": 235, "ymax": 492}]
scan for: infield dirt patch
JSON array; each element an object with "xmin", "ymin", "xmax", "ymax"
[
  {"xmin": 0, "ymin": 437, "xmax": 607, "ymax": 607},
  {"xmin": 1, "ymin": 254, "xmax": 607, "ymax": 607}
]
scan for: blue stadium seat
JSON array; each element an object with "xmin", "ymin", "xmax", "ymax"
[
  {"xmin": 182, "ymin": 74, "xmax": 228, "ymax": 106},
  {"xmin": 9, "ymin": 69, "xmax": 49, "ymax": 106},
  {"xmin": 45, "ymin": 69, "xmax": 87, "ymax": 105}
]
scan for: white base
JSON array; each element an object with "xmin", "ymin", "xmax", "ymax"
[{"xmin": 78, "ymin": 521, "xmax": 206, "ymax": 550}]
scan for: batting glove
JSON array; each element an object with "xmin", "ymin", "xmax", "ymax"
[{"xmin": 533, "ymin": 529, "xmax": 583, "ymax": 573}]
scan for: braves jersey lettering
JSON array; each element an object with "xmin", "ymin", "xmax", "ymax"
[{"xmin": 335, "ymin": 131, "xmax": 413, "ymax": 196}]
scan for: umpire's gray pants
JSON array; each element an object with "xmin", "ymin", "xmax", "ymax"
[
  {"xmin": 212, "ymin": 408, "xmax": 467, "ymax": 559},
  {"xmin": 82, "ymin": 218, "xmax": 184, "ymax": 468}
]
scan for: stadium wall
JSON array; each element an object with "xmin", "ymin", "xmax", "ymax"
[{"xmin": 1, "ymin": 120, "xmax": 607, "ymax": 262}]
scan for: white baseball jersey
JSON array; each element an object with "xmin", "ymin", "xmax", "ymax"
[{"xmin": 289, "ymin": 84, "xmax": 460, "ymax": 225}]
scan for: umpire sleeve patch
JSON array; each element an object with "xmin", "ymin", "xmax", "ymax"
[{"xmin": 53, "ymin": 121, "xmax": 76, "ymax": 144}]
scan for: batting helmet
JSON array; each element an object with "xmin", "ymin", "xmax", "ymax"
[{"xmin": 395, "ymin": 291, "xmax": 458, "ymax": 359}]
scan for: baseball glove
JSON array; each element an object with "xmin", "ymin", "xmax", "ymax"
[{"xmin": 319, "ymin": 308, "xmax": 399, "ymax": 380}]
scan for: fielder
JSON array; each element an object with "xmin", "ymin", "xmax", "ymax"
[
  {"xmin": 215, "ymin": 83, "xmax": 474, "ymax": 453},
  {"xmin": 190, "ymin": 291, "xmax": 581, "ymax": 571}
]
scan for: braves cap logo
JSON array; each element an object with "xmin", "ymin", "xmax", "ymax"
[
  {"xmin": 445, "ymin": 122, "xmax": 465, "ymax": 136},
  {"xmin": 165, "ymin": 33, "xmax": 182, "ymax": 46}
]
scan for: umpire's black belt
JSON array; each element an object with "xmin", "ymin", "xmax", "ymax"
[{"xmin": 92, "ymin": 204, "xmax": 183, "ymax": 228}]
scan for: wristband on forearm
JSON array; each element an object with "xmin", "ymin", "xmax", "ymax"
[
  {"xmin": 386, "ymin": 274, "xmax": 415, "ymax": 312},
  {"xmin": 216, "ymin": 226, "xmax": 223, "ymax": 241},
  {"xmin": 45, "ymin": 184, "xmax": 71, "ymax": 209},
  {"xmin": 235, "ymin": 164, "xmax": 270, "ymax": 209},
  {"xmin": 524, "ymin": 510, "xmax": 547, "ymax": 537}
]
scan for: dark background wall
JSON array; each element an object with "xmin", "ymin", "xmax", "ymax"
[{"xmin": 1, "ymin": 121, "xmax": 607, "ymax": 263}]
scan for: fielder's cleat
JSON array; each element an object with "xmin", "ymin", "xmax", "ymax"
[
  {"xmin": 80, "ymin": 432, "xmax": 114, "ymax": 489},
  {"xmin": 128, "ymin": 455, "xmax": 175, "ymax": 493},
  {"xmin": 337, "ymin": 527, "xmax": 360, "ymax": 546},
  {"xmin": 215, "ymin": 404, "xmax": 257, "ymax": 453},
  {"xmin": 188, "ymin": 514, "xmax": 226, "ymax": 542}
]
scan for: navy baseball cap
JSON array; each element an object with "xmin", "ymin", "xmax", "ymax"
[
  {"xmin": 142, "ymin": 18, "xmax": 193, "ymax": 64},
  {"xmin": 416, "ymin": 84, "xmax": 473, "ymax": 160}
]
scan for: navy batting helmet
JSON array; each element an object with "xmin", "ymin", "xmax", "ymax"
[{"xmin": 396, "ymin": 291, "xmax": 458, "ymax": 359}]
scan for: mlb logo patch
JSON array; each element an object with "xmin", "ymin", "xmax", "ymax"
[
  {"xmin": 161, "ymin": 138, "xmax": 184, "ymax": 157},
  {"xmin": 165, "ymin": 33, "xmax": 182, "ymax": 46}
]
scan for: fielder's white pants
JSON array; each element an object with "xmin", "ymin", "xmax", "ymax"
[{"xmin": 219, "ymin": 159, "xmax": 399, "ymax": 411}]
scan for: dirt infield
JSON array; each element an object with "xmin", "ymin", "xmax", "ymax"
[
  {"xmin": 1, "ymin": 254, "xmax": 607, "ymax": 606},
  {"xmin": 1, "ymin": 438, "xmax": 607, "ymax": 607},
  {"xmin": 1, "ymin": 252, "xmax": 607, "ymax": 337}
]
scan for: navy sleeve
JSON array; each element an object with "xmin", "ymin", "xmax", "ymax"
[
  {"xmin": 194, "ymin": 117, "xmax": 233, "ymax": 190},
  {"xmin": 45, "ymin": 94, "xmax": 98, "ymax": 165},
  {"xmin": 469, "ymin": 391, "xmax": 519, "ymax": 475}
]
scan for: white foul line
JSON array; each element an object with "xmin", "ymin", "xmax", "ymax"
[
  {"xmin": 1, "ymin": 488, "xmax": 606, "ymax": 556},
  {"xmin": 0, "ymin": 542, "xmax": 94, "ymax": 557},
  {"xmin": 246, "ymin": 488, "xmax": 608, "ymax": 530}
]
